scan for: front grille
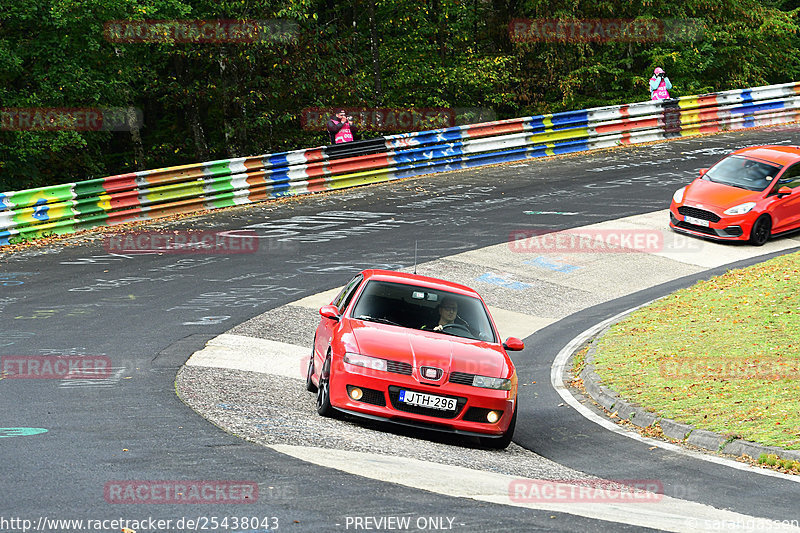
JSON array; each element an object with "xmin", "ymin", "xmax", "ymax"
[
  {"xmin": 448, "ymin": 371, "xmax": 475, "ymax": 386},
  {"xmin": 675, "ymin": 220, "xmax": 717, "ymax": 236},
  {"xmin": 463, "ymin": 407, "xmax": 504, "ymax": 424},
  {"xmin": 677, "ymin": 206, "xmax": 721, "ymax": 223},
  {"xmin": 347, "ymin": 385, "xmax": 386, "ymax": 406},
  {"xmin": 387, "ymin": 386, "xmax": 466, "ymax": 419},
  {"xmin": 386, "ymin": 360, "xmax": 412, "ymax": 375}
]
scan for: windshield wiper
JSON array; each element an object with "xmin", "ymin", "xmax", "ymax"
[{"xmin": 356, "ymin": 315, "xmax": 402, "ymax": 327}]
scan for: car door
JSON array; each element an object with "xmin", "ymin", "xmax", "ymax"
[
  {"xmin": 314, "ymin": 274, "xmax": 363, "ymax": 369},
  {"xmin": 767, "ymin": 164, "xmax": 800, "ymax": 232}
]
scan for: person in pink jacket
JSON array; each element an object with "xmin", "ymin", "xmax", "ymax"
[
  {"xmin": 326, "ymin": 110, "xmax": 355, "ymax": 144},
  {"xmin": 649, "ymin": 67, "xmax": 672, "ymax": 100}
]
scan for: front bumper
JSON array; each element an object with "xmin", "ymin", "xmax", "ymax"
[
  {"xmin": 669, "ymin": 210, "xmax": 748, "ymax": 242},
  {"xmin": 329, "ymin": 362, "xmax": 515, "ymax": 437}
]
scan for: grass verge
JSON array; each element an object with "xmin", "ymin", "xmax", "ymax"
[{"xmin": 591, "ymin": 250, "xmax": 800, "ymax": 450}]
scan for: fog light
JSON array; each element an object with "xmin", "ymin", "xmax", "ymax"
[
  {"xmin": 486, "ymin": 410, "xmax": 500, "ymax": 424},
  {"xmin": 350, "ymin": 387, "xmax": 363, "ymax": 401}
]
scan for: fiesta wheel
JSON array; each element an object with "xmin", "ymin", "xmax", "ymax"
[{"xmin": 749, "ymin": 215, "xmax": 772, "ymax": 246}]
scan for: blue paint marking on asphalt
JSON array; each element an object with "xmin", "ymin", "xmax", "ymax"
[
  {"xmin": 0, "ymin": 427, "xmax": 48, "ymax": 438},
  {"xmin": 476, "ymin": 272, "xmax": 532, "ymax": 290},
  {"xmin": 524, "ymin": 256, "xmax": 581, "ymax": 274}
]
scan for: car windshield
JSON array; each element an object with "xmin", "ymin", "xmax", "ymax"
[
  {"xmin": 704, "ymin": 155, "xmax": 781, "ymax": 191},
  {"xmin": 350, "ymin": 280, "xmax": 497, "ymax": 343}
]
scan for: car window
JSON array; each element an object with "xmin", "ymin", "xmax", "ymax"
[
  {"xmin": 333, "ymin": 274, "xmax": 363, "ymax": 311},
  {"xmin": 704, "ymin": 155, "xmax": 781, "ymax": 191},
  {"xmin": 772, "ymin": 164, "xmax": 800, "ymax": 192},
  {"xmin": 350, "ymin": 280, "xmax": 497, "ymax": 343}
]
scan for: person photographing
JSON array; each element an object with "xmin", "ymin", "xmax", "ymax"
[
  {"xmin": 649, "ymin": 67, "xmax": 672, "ymax": 100},
  {"xmin": 327, "ymin": 109, "xmax": 355, "ymax": 144}
]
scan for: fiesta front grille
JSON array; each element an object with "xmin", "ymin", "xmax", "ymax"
[
  {"xmin": 387, "ymin": 386, "xmax": 467, "ymax": 419},
  {"xmin": 677, "ymin": 206, "xmax": 721, "ymax": 223},
  {"xmin": 675, "ymin": 220, "xmax": 717, "ymax": 236}
]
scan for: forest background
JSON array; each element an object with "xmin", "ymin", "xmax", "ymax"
[{"xmin": 1, "ymin": 0, "xmax": 798, "ymax": 190}]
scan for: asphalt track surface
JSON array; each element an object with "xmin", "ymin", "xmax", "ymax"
[{"xmin": 2, "ymin": 126, "xmax": 800, "ymax": 532}]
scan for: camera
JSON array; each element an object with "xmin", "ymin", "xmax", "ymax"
[{"xmin": 658, "ymin": 72, "xmax": 666, "ymax": 78}]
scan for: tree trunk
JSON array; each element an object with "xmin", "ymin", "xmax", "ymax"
[
  {"xmin": 368, "ymin": 0, "xmax": 383, "ymax": 104},
  {"xmin": 188, "ymin": 95, "xmax": 209, "ymax": 162},
  {"xmin": 127, "ymin": 107, "xmax": 146, "ymax": 171},
  {"xmin": 174, "ymin": 55, "xmax": 210, "ymax": 162}
]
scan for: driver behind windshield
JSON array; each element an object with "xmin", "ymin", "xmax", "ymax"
[{"xmin": 422, "ymin": 296, "xmax": 470, "ymax": 332}]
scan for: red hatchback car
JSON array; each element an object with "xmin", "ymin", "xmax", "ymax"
[
  {"xmin": 306, "ymin": 269, "xmax": 525, "ymax": 449},
  {"xmin": 670, "ymin": 145, "xmax": 800, "ymax": 245}
]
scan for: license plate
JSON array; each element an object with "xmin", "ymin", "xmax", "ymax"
[
  {"xmin": 684, "ymin": 215, "xmax": 710, "ymax": 227},
  {"xmin": 398, "ymin": 390, "xmax": 457, "ymax": 411}
]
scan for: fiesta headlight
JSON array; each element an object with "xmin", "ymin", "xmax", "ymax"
[
  {"xmin": 343, "ymin": 353, "xmax": 387, "ymax": 372},
  {"xmin": 723, "ymin": 202, "xmax": 756, "ymax": 216},
  {"xmin": 472, "ymin": 375, "xmax": 512, "ymax": 390},
  {"xmin": 672, "ymin": 187, "xmax": 685, "ymax": 204}
]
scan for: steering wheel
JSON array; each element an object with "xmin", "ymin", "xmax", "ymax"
[{"xmin": 441, "ymin": 323, "xmax": 472, "ymax": 335}]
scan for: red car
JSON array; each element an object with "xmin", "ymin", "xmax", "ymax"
[
  {"xmin": 306, "ymin": 269, "xmax": 524, "ymax": 449},
  {"xmin": 669, "ymin": 145, "xmax": 800, "ymax": 245}
]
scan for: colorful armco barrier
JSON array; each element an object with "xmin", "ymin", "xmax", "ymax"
[{"xmin": 2, "ymin": 81, "xmax": 799, "ymax": 246}]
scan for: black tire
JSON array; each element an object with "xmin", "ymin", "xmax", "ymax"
[
  {"xmin": 316, "ymin": 355, "xmax": 335, "ymax": 417},
  {"xmin": 305, "ymin": 353, "xmax": 317, "ymax": 393},
  {"xmin": 749, "ymin": 215, "xmax": 772, "ymax": 246},
  {"xmin": 480, "ymin": 403, "xmax": 517, "ymax": 450}
]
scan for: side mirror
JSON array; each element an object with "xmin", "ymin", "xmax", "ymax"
[
  {"xmin": 319, "ymin": 304, "xmax": 340, "ymax": 321},
  {"xmin": 503, "ymin": 337, "xmax": 525, "ymax": 351},
  {"xmin": 699, "ymin": 168, "xmax": 709, "ymax": 176},
  {"xmin": 777, "ymin": 186, "xmax": 794, "ymax": 198}
]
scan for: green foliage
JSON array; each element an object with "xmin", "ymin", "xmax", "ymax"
[{"xmin": 1, "ymin": 0, "xmax": 799, "ymax": 190}]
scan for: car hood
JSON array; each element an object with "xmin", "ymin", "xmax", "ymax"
[
  {"xmin": 350, "ymin": 323, "xmax": 511, "ymax": 378},
  {"xmin": 683, "ymin": 178, "xmax": 761, "ymax": 210}
]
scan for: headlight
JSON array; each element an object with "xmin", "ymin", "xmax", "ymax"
[
  {"xmin": 724, "ymin": 202, "xmax": 756, "ymax": 215},
  {"xmin": 472, "ymin": 375, "xmax": 513, "ymax": 390},
  {"xmin": 343, "ymin": 353, "xmax": 387, "ymax": 372},
  {"xmin": 672, "ymin": 187, "xmax": 685, "ymax": 203}
]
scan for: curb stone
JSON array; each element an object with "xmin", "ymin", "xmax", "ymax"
[
  {"xmin": 573, "ymin": 318, "xmax": 800, "ymax": 469},
  {"xmin": 686, "ymin": 429, "xmax": 728, "ymax": 452},
  {"xmin": 659, "ymin": 419, "xmax": 694, "ymax": 442}
]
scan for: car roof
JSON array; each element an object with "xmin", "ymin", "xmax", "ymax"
[
  {"xmin": 731, "ymin": 145, "xmax": 800, "ymax": 167},
  {"xmin": 361, "ymin": 269, "xmax": 482, "ymax": 298}
]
